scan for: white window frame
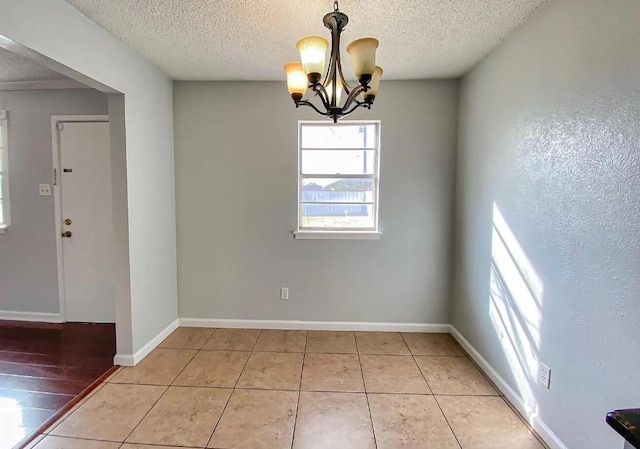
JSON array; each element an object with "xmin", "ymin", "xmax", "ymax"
[
  {"xmin": 294, "ymin": 120, "xmax": 382, "ymax": 240},
  {"xmin": 0, "ymin": 112, "xmax": 9, "ymax": 234}
]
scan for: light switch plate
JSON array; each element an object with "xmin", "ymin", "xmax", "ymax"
[{"xmin": 39, "ymin": 184, "xmax": 51, "ymax": 196}]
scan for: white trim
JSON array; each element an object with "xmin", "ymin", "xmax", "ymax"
[
  {"xmin": 294, "ymin": 230, "xmax": 381, "ymax": 240},
  {"xmin": 179, "ymin": 318, "xmax": 450, "ymax": 333},
  {"xmin": 51, "ymin": 115, "xmax": 110, "ymax": 322},
  {"xmin": 0, "ymin": 310, "xmax": 63, "ymax": 323},
  {"xmin": 450, "ymin": 326, "xmax": 568, "ymax": 449},
  {"xmin": 0, "ymin": 79, "xmax": 90, "ymax": 92},
  {"xmin": 114, "ymin": 318, "xmax": 179, "ymax": 366}
]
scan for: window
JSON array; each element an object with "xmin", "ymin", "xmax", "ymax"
[
  {"xmin": 296, "ymin": 121, "xmax": 381, "ymax": 238},
  {"xmin": 0, "ymin": 111, "xmax": 9, "ymax": 233}
]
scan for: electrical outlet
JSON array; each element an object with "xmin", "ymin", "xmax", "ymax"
[
  {"xmin": 39, "ymin": 184, "xmax": 51, "ymax": 196},
  {"xmin": 280, "ymin": 287, "xmax": 289, "ymax": 300},
  {"xmin": 539, "ymin": 363, "xmax": 551, "ymax": 389}
]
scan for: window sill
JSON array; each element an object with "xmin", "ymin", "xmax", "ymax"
[
  {"xmin": 0, "ymin": 227, "xmax": 6, "ymax": 235},
  {"xmin": 294, "ymin": 230, "xmax": 381, "ymax": 240}
]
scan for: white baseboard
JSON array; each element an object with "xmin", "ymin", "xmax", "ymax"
[
  {"xmin": 450, "ymin": 326, "xmax": 567, "ymax": 449},
  {"xmin": 0, "ymin": 310, "xmax": 63, "ymax": 323},
  {"xmin": 179, "ymin": 318, "xmax": 451, "ymax": 333},
  {"xmin": 114, "ymin": 318, "xmax": 179, "ymax": 366}
]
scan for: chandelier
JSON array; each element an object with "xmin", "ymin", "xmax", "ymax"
[{"xmin": 284, "ymin": 1, "xmax": 383, "ymax": 123}]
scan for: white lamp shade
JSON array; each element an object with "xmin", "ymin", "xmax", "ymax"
[
  {"xmin": 284, "ymin": 62, "xmax": 307, "ymax": 96},
  {"xmin": 296, "ymin": 35, "xmax": 329, "ymax": 75},
  {"xmin": 346, "ymin": 38, "xmax": 379, "ymax": 79}
]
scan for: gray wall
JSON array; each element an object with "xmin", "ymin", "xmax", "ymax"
[
  {"xmin": 0, "ymin": 89, "xmax": 108, "ymax": 314},
  {"xmin": 1, "ymin": 0, "xmax": 179, "ymax": 357},
  {"xmin": 452, "ymin": 0, "xmax": 640, "ymax": 448},
  {"xmin": 174, "ymin": 81, "xmax": 458, "ymax": 323}
]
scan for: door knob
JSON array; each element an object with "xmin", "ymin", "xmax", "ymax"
[
  {"xmin": 64, "ymin": 218, "xmax": 72, "ymax": 225},
  {"xmin": 61, "ymin": 231, "xmax": 72, "ymax": 238}
]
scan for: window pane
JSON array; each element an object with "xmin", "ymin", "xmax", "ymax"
[
  {"xmin": 301, "ymin": 124, "xmax": 376, "ymax": 149},
  {"xmin": 302, "ymin": 177, "xmax": 374, "ymax": 203},
  {"xmin": 0, "ymin": 199, "xmax": 3, "ymax": 223},
  {"xmin": 301, "ymin": 204, "xmax": 374, "ymax": 229},
  {"xmin": 302, "ymin": 150, "xmax": 375, "ymax": 175}
]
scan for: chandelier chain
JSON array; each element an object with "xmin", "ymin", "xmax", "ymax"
[{"xmin": 334, "ymin": 0, "xmax": 339, "ymax": 11}]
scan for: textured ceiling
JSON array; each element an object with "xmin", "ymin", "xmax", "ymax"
[
  {"xmin": 0, "ymin": 48, "xmax": 67, "ymax": 83},
  {"xmin": 65, "ymin": 0, "xmax": 549, "ymax": 81}
]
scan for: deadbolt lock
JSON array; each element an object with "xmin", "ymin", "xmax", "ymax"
[
  {"xmin": 64, "ymin": 218, "xmax": 72, "ymax": 225},
  {"xmin": 61, "ymin": 231, "xmax": 72, "ymax": 238}
]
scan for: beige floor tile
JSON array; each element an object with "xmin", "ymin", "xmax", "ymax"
[
  {"xmin": 301, "ymin": 353, "xmax": 364, "ymax": 392},
  {"xmin": 306, "ymin": 331, "xmax": 357, "ymax": 353},
  {"xmin": 438, "ymin": 396, "xmax": 544, "ymax": 448},
  {"xmin": 293, "ymin": 392, "xmax": 376, "ymax": 449},
  {"xmin": 33, "ymin": 436, "xmax": 121, "ymax": 448},
  {"xmin": 360, "ymin": 355, "xmax": 431, "ymax": 394},
  {"xmin": 202, "ymin": 328, "xmax": 261, "ymax": 351},
  {"xmin": 103, "ymin": 367, "xmax": 123, "ymax": 383},
  {"xmin": 236, "ymin": 352, "xmax": 303, "ymax": 390},
  {"xmin": 173, "ymin": 350, "xmax": 249, "ymax": 388},
  {"xmin": 126, "ymin": 386, "xmax": 231, "ymax": 447},
  {"xmin": 51, "ymin": 383, "xmax": 166, "ymax": 441},
  {"xmin": 159, "ymin": 326, "xmax": 216, "ymax": 349},
  {"xmin": 44, "ymin": 383, "xmax": 108, "ymax": 434},
  {"xmin": 254, "ymin": 330, "xmax": 307, "ymax": 352},
  {"xmin": 109, "ymin": 348, "xmax": 196, "ymax": 385},
  {"xmin": 415, "ymin": 356, "xmax": 498, "ymax": 395},
  {"xmin": 356, "ymin": 332, "xmax": 410, "ymax": 355},
  {"xmin": 209, "ymin": 389, "xmax": 298, "ymax": 449},
  {"xmin": 402, "ymin": 333, "xmax": 465, "ymax": 356},
  {"xmin": 368, "ymin": 394, "xmax": 460, "ymax": 449}
]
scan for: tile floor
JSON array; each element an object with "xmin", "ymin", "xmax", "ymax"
[{"xmin": 25, "ymin": 328, "xmax": 546, "ymax": 449}]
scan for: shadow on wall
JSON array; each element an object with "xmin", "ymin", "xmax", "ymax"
[{"xmin": 489, "ymin": 202, "xmax": 544, "ymax": 423}]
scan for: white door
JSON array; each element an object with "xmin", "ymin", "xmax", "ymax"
[{"xmin": 58, "ymin": 121, "xmax": 114, "ymax": 323}]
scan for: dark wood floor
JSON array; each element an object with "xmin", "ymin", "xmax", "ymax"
[{"xmin": 0, "ymin": 321, "xmax": 115, "ymax": 449}]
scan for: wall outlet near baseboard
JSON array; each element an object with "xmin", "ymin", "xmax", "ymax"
[
  {"xmin": 539, "ymin": 363, "xmax": 551, "ymax": 389},
  {"xmin": 280, "ymin": 287, "xmax": 289, "ymax": 300}
]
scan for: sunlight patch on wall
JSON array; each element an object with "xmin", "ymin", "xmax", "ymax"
[{"xmin": 489, "ymin": 203, "xmax": 544, "ymax": 419}]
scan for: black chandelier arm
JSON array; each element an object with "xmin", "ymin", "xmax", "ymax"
[
  {"xmin": 342, "ymin": 100, "xmax": 370, "ymax": 116},
  {"xmin": 312, "ymin": 82, "xmax": 332, "ymax": 111},
  {"xmin": 294, "ymin": 99, "xmax": 330, "ymax": 116},
  {"xmin": 341, "ymin": 84, "xmax": 366, "ymax": 111}
]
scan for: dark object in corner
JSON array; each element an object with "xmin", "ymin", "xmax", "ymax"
[{"xmin": 607, "ymin": 409, "xmax": 640, "ymax": 448}]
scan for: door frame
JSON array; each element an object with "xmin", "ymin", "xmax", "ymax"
[{"xmin": 51, "ymin": 115, "xmax": 110, "ymax": 322}]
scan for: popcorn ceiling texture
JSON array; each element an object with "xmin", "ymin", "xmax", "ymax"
[
  {"xmin": 65, "ymin": 0, "xmax": 550, "ymax": 80},
  {"xmin": 0, "ymin": 48, "xmax": 68, "ymax": 82}
]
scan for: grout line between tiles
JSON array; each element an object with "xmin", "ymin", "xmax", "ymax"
[
  {"xmin": 204, "ymin": 329, "xmax": 263, "ymax": 448},
  {"xmin": 199, "ymin": 327, "xmax": 220, "ymax": 350},
  {"xmin": 400, "ymin": 332, "xmax": 463, "ymax": 449},
  {"xmin": 119, "ymin": 342, "xmax": 203, "ymax": 445},
  {"xmin": 289, "ymin": 330, "xmax": 308, "ymax": 449},
  {"xmin": 355, "ymin": 333, "xmax": 379, "ymax": 449},
  {"xmin": 118, "ymin": 385, "xmax": 169, "ymax": 444}
]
